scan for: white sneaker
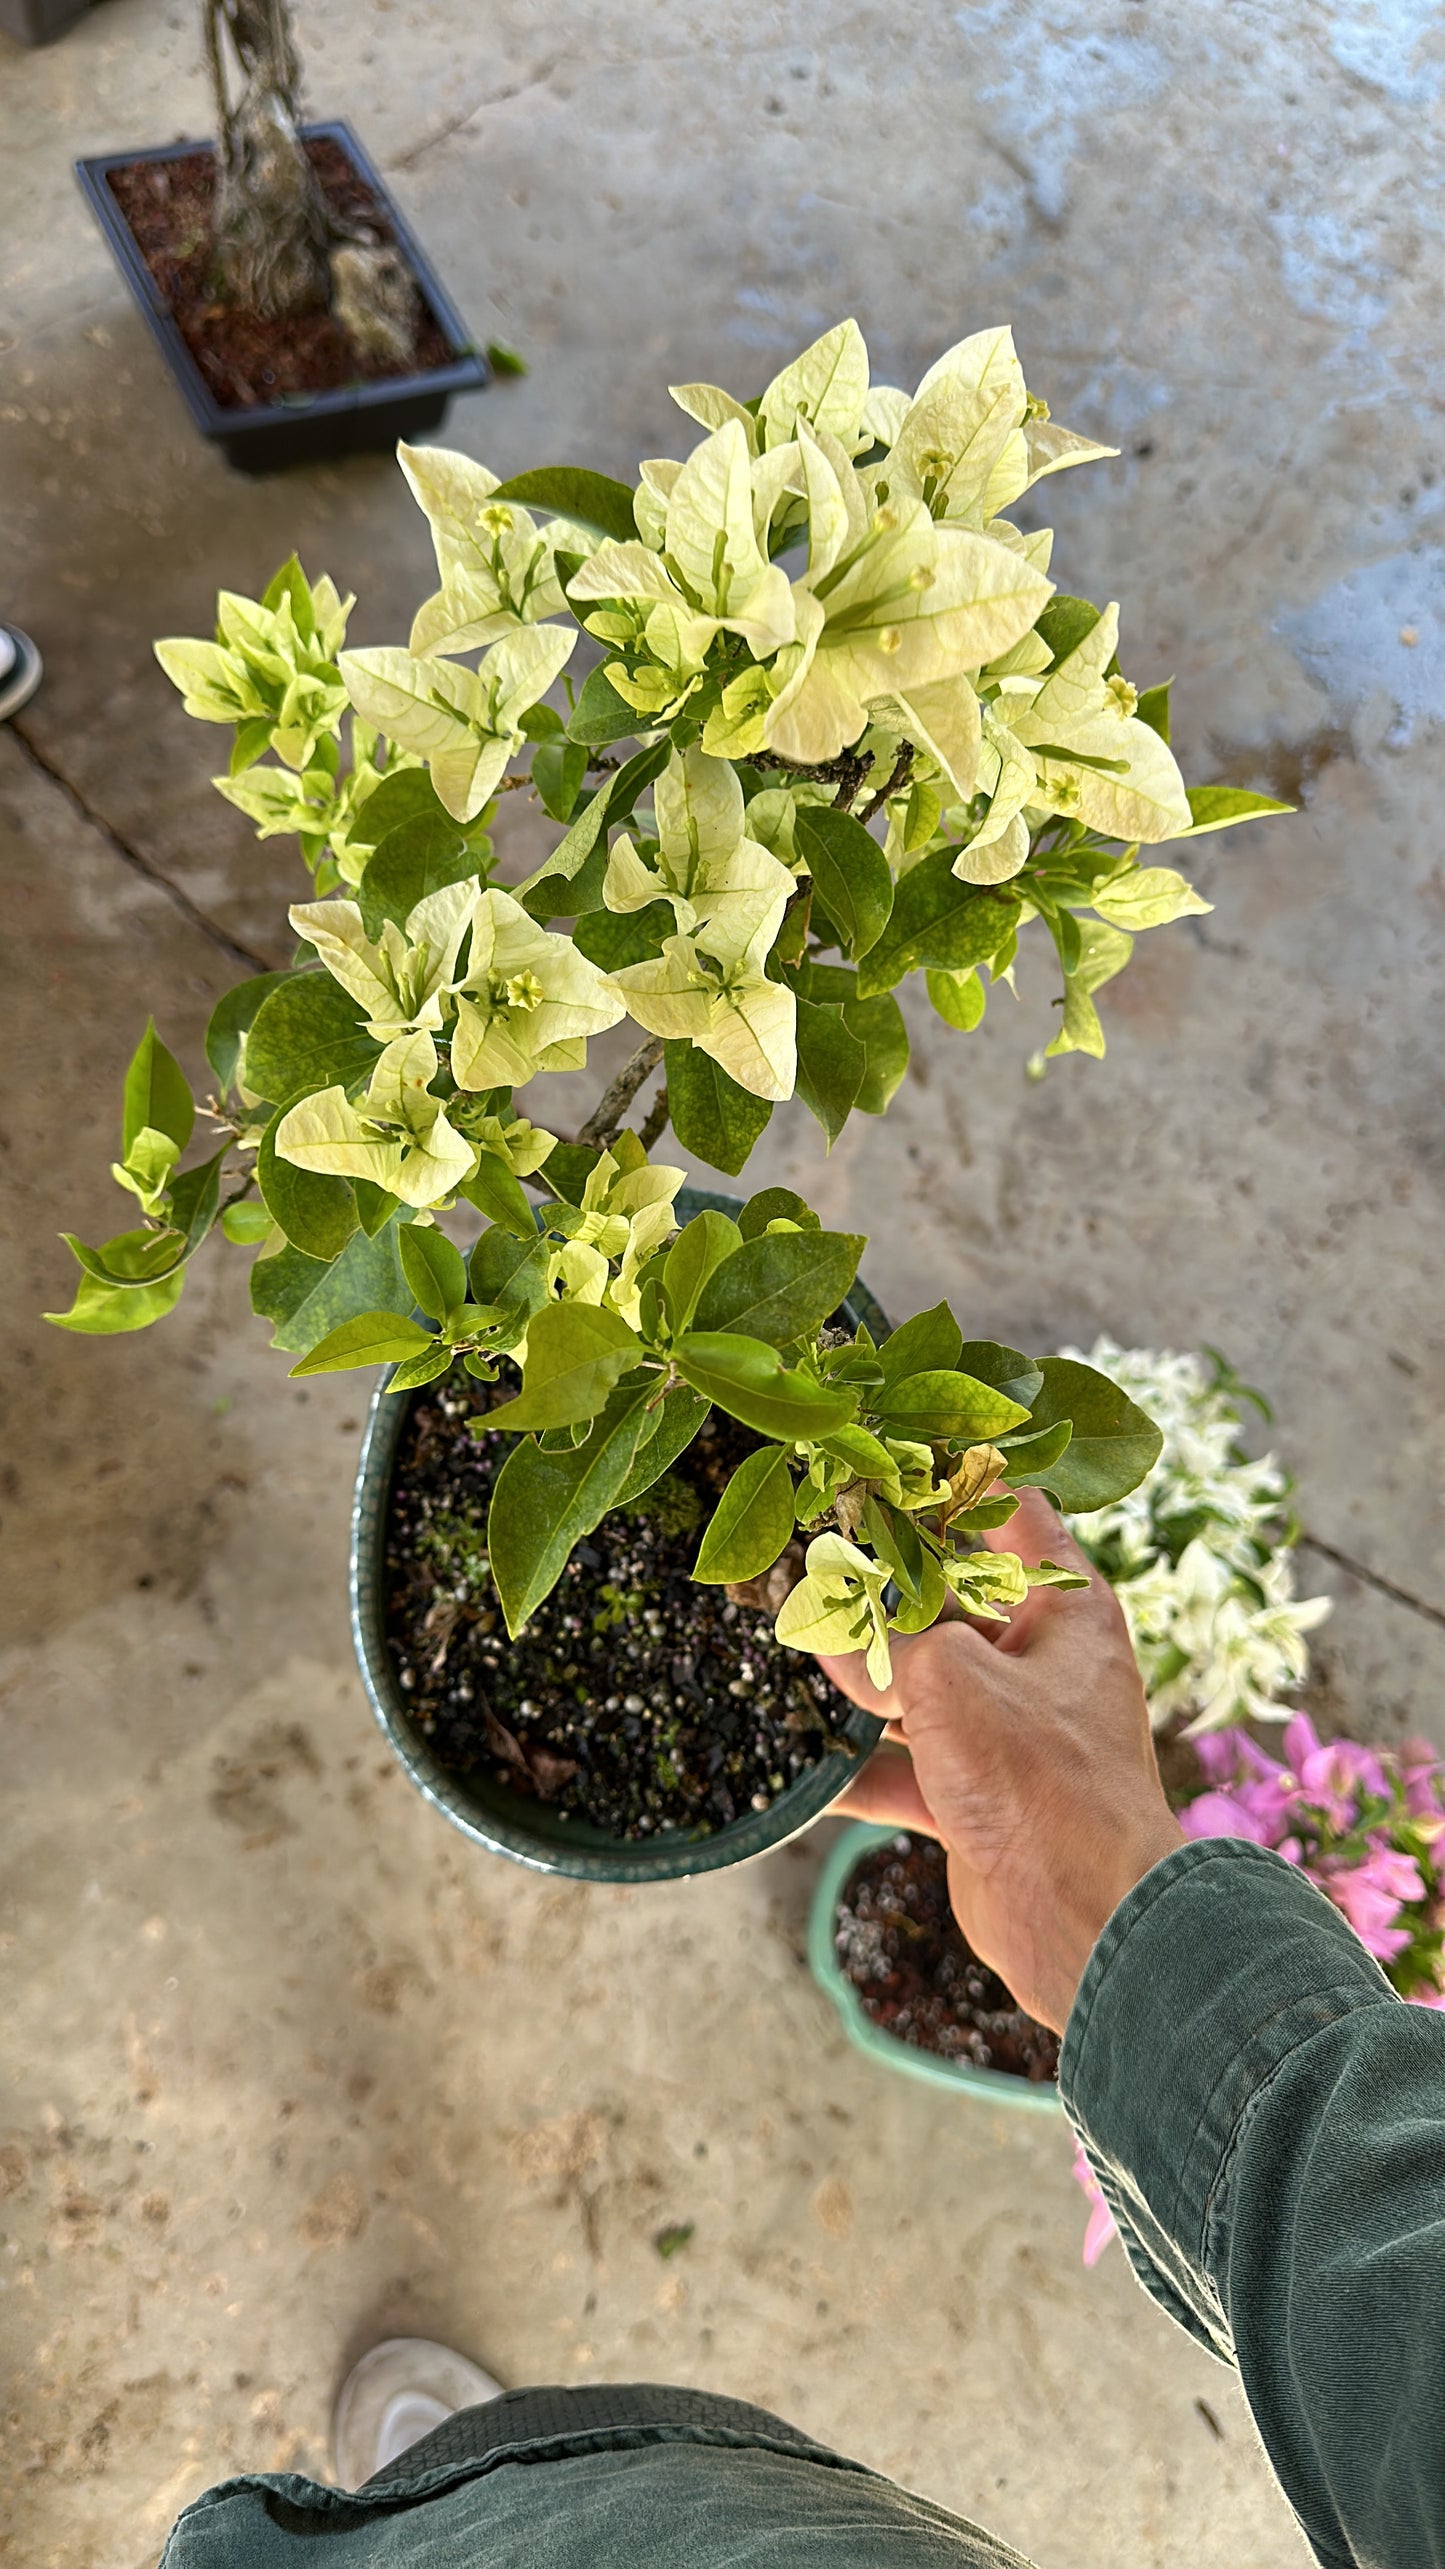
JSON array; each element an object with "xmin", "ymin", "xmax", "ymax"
[
  {"xmin": 331, "ymin": 2337, "xmax": 506, "ymax": 2489},
  {"xmin": 0, "ymin": 626, "xmax": 42, "ymax": 722}
]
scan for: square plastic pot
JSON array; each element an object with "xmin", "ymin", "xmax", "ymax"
[
  {"xmin": 349, "ymin": 1186, "xmax": 888, "ymax": 1883},
  {"xmin": 74, "ymin": 122, "xmax": 488, "ymax": 472},
  {"xmin": 2, "ymin": 0, "xmax": 90, "ymax": 42}
]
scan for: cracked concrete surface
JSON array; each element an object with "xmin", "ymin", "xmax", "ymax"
[{"xmin": 3, "ymin": 1, "xmax": 1444, "ymax": 2561}]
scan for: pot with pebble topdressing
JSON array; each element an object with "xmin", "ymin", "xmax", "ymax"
[{"xmin": 350, "ymin": 1189, "xmax": 886, "ymax": 1882}]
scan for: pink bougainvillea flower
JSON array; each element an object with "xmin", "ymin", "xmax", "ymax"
[
  {"xmin": 1071, "ymin": 2139, "xmax": 1118, "ymax": 2267},
  {"xmin": 1322, "ymin": 1847, "xmax": 1425, "ymax": 1962},
  {"xmin": 1400, "ymin": 1739, "xmax": 1445, "ymax": 1820},
  {"xmin": 1408, "ymin": 1986, "xmax": 1445, "ymax": 2011},
  {"xmin": 1179, "ymin": 1787, "xmax": 1281, "ymax": 1848}
]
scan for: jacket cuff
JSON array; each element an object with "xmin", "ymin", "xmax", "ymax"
[{"xmin": 1059, "ymin": 1839, "xmax": 1397, "ymax": 2356}]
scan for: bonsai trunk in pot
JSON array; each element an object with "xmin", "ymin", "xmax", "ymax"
[
  {"xmin": 76, "ymin": 1, "xmax": 486, "ymax": 471},
  {"xmin": 51, "ymin": 320, "xmax": 1285, "ymax": 1877}
]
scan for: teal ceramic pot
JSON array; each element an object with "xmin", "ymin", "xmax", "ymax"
[
  {"xmin": 349, "ymin": 1187, "xmax": 887, "ymax": 1882},
  {"xmin": 809, "ymin": 1822, "xmax": 1063, "ymax": 2111}
]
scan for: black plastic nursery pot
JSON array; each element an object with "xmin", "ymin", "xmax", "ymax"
[
  {"xmin": 74, "ymin": 122, "xmax": 487, "ymax": 473},
  {"xmin": 350, "ymin": 1189, "xmax": 888, "ymax": 1882}
]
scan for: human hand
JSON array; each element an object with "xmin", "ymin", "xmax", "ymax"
[{"xmin": 818, "ymin": 1489, "xmax": 1183, "ymax": 2033}]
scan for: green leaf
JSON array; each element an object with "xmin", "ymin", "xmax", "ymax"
[
  {"xmin": 354, "ymin": 1178, "xmax": 403, "ymax": 1237},
  {"xmin": 356, "ymin": 814, "xmax": 480, "ymax": 939},
  {"xmin": 662, "ymin": 1210, "xmax": 743, "ymax": 1334},
  {"xmin": 229, "ymin": 715, "xmax": 272, "ymax": 774},
  {"xmin": 793, "ymin": 999, "xmax": 865, "ymax": 1145},
  {"xmin": 664, "ymin": 1042, "xmax": 773, "ymax": 1176},
  {"xmin": 532, "ymin": 738, "xmax": 589, "ymax": 824},
  {"xmin": 122, "ymin": 1020, "xmax": 194, "ymax": 1157},
  {"xmin": 45, "ymin": 1266, "xmax": 187, "ymax": 1334},
  {"xmin": 385, "ymin": 1341, "xmax": 457, "ymax": 1392},
  {"xmin": 841, "ymin": 992, "xmax": 908, "ymax": 1114},
  {"xmin": 674, "ymin": 1332, "xmax": 856, "ymax": 1440},
  {"xmin": 485, "ymin": 338, "xmax": 527, "ymax": 378},
  {"xmin": 877, "ymin": 1302, "xmax": 963, "ymax": 1387},
  {"xmin": 855, "ymin": 857, "xmax": 1020, "ymax": 999},
  {"xmin": 1012, "ymin": 1355, "xmax": 1162, "ymax": 1508},
  {"xmin": 693, "ymin": 1228, "xmax": 863, "ymax": 1348},
  {"xmin": 487, "ymin": 1301, "xmax": 645, "ymax": 1431},
  {"xmin": 289, "ymin": 1310, "xmax": 434, "ymax": 1376},
  {"xmin": 566, "ymin": 663, "xmax": 641, "ymax": 748},
  {"xmin": 60, "ymin": 1224, "xmax": 191, "ymax": 1288},
  {"xmin": 823, "ymin": 1423, "xmax": 899, "ymax": 1480},
  {"xmin": 955, "ymin": 1338, "xmax": 1045, "ymax": 1412},
  {"xmin": 518, "ymin": 738, "xmax": 670, "ymax": 915},
  {"xmin": 206, "ymin": 972, "xmax": 289, "ymax": 1092},
  {"xmin": 926, "ymin": 966, "xmax": 985, "ymax": 1032},
  {"xmin": 399, "ymin": 1225, "xmax": 467, "ymax": 1321},
  {"xmin": 873, "ymin": 1369, "xmax": 1030, "ymax": 1441},
  {"xmin": 1034, "ymin": 594, "xmax": 1103, "ymax": 668},
  {"xmin": 245, "ymin": 974, "xmax": 380, "ymax": 1108},
  {"xmin": 1135, "ymin": 679, "xmax": 1172, "ymax": 744},
  {"xmin": 488, "ymin": 1381, "xmax": 655, "ymax": 1633},
  {"xmin": 460, "ymin": 1153, "xmax": 538, "ymax": 1240},
  {"xmin": 1171, "ymin": 785, "xmax": 1295, "ymax": 839},
  {"xmin": 491, "ymin": 466, "xmax": 639, "ymax": 545},
  {"xmin": 794, "ymin": 806, "xmax": 894, "ymax": 960},
  {"xmin": 694, "ymin": 1446, "xmax": 796, "ymax": 1583},
  {"xmin": 862, "ymin": 1493, "xmax": 925, "ymax": 1600},
  {"xmin": 468, "ymin": 1225, "xmax": 549, "ymax": 1327},
  {"xmin": 258, "ymin": 1109, "xmax": 358, "ymax": 1260},
  {"xmin": 250, "ymin": 1219, "xmax": 412, "ymax": 1354},
  {"xmin": 344, "ymin": 767, "xmax": 455, "ymax": 851},
  {"xmin": 261, "ymin": 554, "xmax": 314, "ymax": 631},
  {"xmin": 573, "ymin": 899, "xmax": 673, "ymax": 971},
  {"xmin": 222, "ymin": 1199, "xmax": 273, "ymax": 1245},
  {"xmin": 738, "ymin": 1187, "xmax": 820, "ymax": 1241},
  {"xmin": 611, "ymin": 1386, "xmax": 711, "ymax": 1509},
  {"xmin": 997, "ymin": 1417, "xmax": 1073, "ymax": 1480},
  {"xmin": 537, "ymin": 1142, "xmax": 602, "ymax": 1207}
]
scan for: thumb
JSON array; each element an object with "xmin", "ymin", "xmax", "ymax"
[{"xmin": 834, "ymin": 1742, "xmax": 939, "ymax": 1838}]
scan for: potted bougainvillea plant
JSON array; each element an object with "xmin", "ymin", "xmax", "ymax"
[{"xmin": 49, "ymin": 319, "xmax": 1287, "ymax": 1880}]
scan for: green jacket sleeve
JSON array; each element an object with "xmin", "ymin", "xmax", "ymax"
[{"xmin": 1060, "ymin": 1838, "xmax": 1445, "ymax": 2569}]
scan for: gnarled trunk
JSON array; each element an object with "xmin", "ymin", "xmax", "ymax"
[{"xmin": 204, "ymin": 0, "xmax": 330, "ymax": 319}]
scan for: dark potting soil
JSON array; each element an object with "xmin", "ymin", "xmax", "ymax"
[
  {"xmin": 836, "ymin": 1833, "xmax": 1061, "ymax": 2083},
  {"xmin": 106, "ymin": 138, "xmax": 454, "ymax": 411},
  {"xmin": 384, "ymin": 1381, "xmax": 857, "ymax": 1841}
]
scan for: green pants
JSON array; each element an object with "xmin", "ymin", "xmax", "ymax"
[{"xmin": 162, "ymin": 1845, "xmax": 1445, "ymax": 2569}]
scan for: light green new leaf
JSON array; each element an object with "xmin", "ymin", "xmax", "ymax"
[
  {"xmin": 487, "ymin": 1300, "xmax": 645, "ymax": 1431},
  {"xmin": 122, "ymin": 1020, "xmax": 194, "ymax": 1157},
  {"xmin": 1092, "ymin": 866, "xmax": 1212, "ymax": 931},
  {"xmin": 693, "ymin": 1445, "xmax": 796, "ymax": 1584},
  {"xmin": 289, "ymin": 1311, "xmax": 434, "ymax": 1376},
  {"xmin": 385, "ymin": 1341, "xmax": 457, "ymax": 1393},
  {"xmin": 45, "ymin": 1266, "xmax": 187, "ymax": 1335},
  {"xmin": 1169, "ymin": 785, "xmax": 1295, "ymax": 838},
  {"xmin": 874, "ymin": 1368, "xmax": 1029, "ymax": 1441},
  {"xmin": 926, "ymin": 965, "xmax": 986, "ymax": 1031}
]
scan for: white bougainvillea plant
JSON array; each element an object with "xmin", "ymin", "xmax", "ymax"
[
  {"xmin": 1064, "ymin": 1340, "xmax": 1331, "ymax": 1733},
  {"xmin": 50, "ymin": 321, "xmax": 1289, "ymax": 1664}
]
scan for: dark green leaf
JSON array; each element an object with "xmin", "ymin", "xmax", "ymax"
[
  {"xmin": 693, "ymin": 1228, "xmax": 863, "ymax": 1348},
  {"xmin": 738, "ymin": 1187, "xmax": 820, "ymax": 1241},
  {"xmin": 354, "ymin": 1179, "xmax": 402, "ymax": 1237},
  {"xmin": 518, "ymin": 737, "xmax": 670, "ymax": 915},
  {"xmin": 229, "ymin": 716, "xmax": 272, "ymax": 774},
  {"xmin": 855, "ymin": 857, "xmax": 1020, "ymax": 999},
  {"xmin": 998, "ymin": 1418, "xmax": 1073, "ymax": 1482},
  {"xmin": 841, "ymin": 992, "xmax": 909, "ymax": 1112},
  {"xmin": 694, "ymin": 1446, "xmax": 796, "ymax": 1583},
  {"xmin": 399, "ymin": 1225, "xmax": 467, "ymax": 1321},
  {"xmin": 1011, "ymin": 1355, "xmax": 1162, "ymax": 1508},
  {"xmin": 538, "ymin": 1142, "xmax": 603, "ymax": 1207},
  {"xmin": 955, "ymin": 1339, "xmax": 1044, "ymax": 1412},
  {"xmin": 873, "ymin": 1368, "xmax": 1030, "ymax": 1441},
  {"xmin": 877, "ymin": 1302, "xmax": 963, "ymax": 1387},
  {"xmin": 45, "ymin": 1266, "xmax": 187, "ymax": 1334},
  {"xmin": 206, "ymin": 973, "xmax": 289, "ymax": 1092},
  {"xmin": 460, "ymin": 1153, "xmax": 538, "ymax": 1240},
  {"xmin": 532, "ymin": 738, "xmax": 590, "ymax": 824},
  {"xmin": 356, "ymin": 813, "xmax": 481, "ymax": 938},
  {"xmin": 468, "ymin": 1226, "xmax": 549, "ymax": 1325},
  {"xmin": 258, "ymin": 1109, "xmax": 358, "ymax": 1259},
  {"xmin": 662, "ymin": 1210, "xmax": 743, "ymax": 1334},
  {"xmin": 162, "ymin": 1146, "xmax": 226, "ymax": 1262},
  {"xmin": 487, "ymin": 1300, "xmax": 645, "ymax": 1431},
  {"xmin": 488, "ymin": 1382, "xmax": 655, "ymax": 1633},
  {"xmin": 793, "ymin": 999, "xmax": 865, "ymax": 1145},
  {"xmin": 289, "ymin": 1310, "xmax": 434, "ymax": 1376},
  {"xmin": 794, "ymin": 806, "xmax": 894, "ymax": 960},
  {"xmin": 664, "ymin": 1043, "xmax": 772, "ymax": 1175},
  {"xmin": 1034, "ymin": 594, "xmax": 1103, "ymax": 668},
  {"xmin": 245, "ymin": 974, "xmax": 380, "ymax": 1108},
  {"xmin": 612, "ymin": 1386, "xmax": 711, "ymax": 1509},
  {"xmin": 491, "ymin": 466, "xmax": 638, "ymax": 545},
  {"xmin": 573, "ymin": 900, "xmax": 673, "ymax": 970},
  {"xmin": 250, "ymin": 1219, "xmax": 411, "ymax": 1353},
  {"xmin": 1135, "ymin": 679, "xmax": 1172, "ymax": 744},
  {"xmin": 862, "ymin": 1493, "xmax": 925, "ymax": 1600},
  {"xmin": 261, "ymin": 554, "xmax": 314, "ymax": 632},
  {"xmin": 122, "ymin": 1019, "xmax": 194, "ymax": 1157},
  {"xmin": 674, "ymin": 1332, "xmax": 856, "ymax": 1440},
  {"xmin": 566, "ymin": 662, "xmax": 642, "ymax": 748},
  {"xmin": 344, "ymin": 766, "xmax": 455, "ymax": 851}
]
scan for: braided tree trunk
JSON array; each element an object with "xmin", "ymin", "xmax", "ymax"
[{"xmin": 202, "ymin": 0, "xmax": 417, "ymax": 359}]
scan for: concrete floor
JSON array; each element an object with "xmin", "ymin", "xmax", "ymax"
[{"xmin": 3, "ymin": 1, "xmax": 1445, "ymax": 2561}]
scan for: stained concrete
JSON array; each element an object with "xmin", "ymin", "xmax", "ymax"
[{"xmin": 2, "ymin": 1, "xmax": 1444, "ymax": 2561}]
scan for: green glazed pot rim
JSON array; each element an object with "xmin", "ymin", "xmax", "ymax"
[
  {"xmin": 348, "ymin": 1185, "xmax": 886, "ymax": 1883},
  {"xmin": 808, "ymin": 1821, "xmax": 1063, "ymax": 2111}
]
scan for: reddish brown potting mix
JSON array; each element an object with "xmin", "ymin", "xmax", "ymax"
[
  {"xmin": 836, "ymin": 1832, "xmax": 1061, "ymax": 2082},
  {"xmin": 384, "ymin": 1381, "xmax": 857, "ymax": 1842},
  {"xmin": 106, "ymin": 138, "xmax": 454, "ymax": 410}
]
